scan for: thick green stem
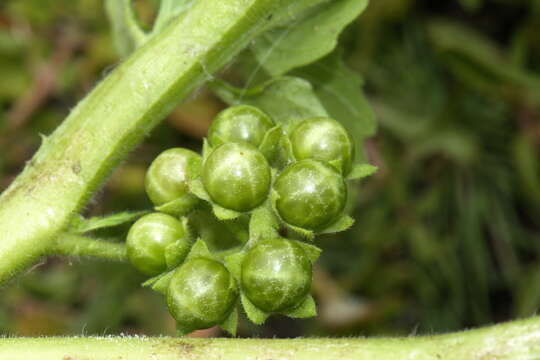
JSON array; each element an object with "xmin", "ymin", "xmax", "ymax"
[
  {"xmin": 1, "ymin": 316, "xmax": 540, "ymax": 359},
  {"xmin": 0, "ymin": 0, "xmax": 291, "ymax": 284},
  {"xmin": 50, "ymin": 234, "xmax": 127, "ymax": 262}
]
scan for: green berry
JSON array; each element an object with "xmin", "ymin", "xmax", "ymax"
[
  {"xmin": 126, "ymin": 213, "xmax": 190, "ymax": 276},
  {"xmin": 290, "ymin": 117, "xmax": 355, "ymax": 175},
  {"xmin": 202, "ymin": 142, "xmax": 271, "ymax": 212},
  {"xmin": 241, "ymin": 238, "xmax": 312, "ymax": 312},
  {"xmin": 274, "ymin": 160, "xmax": 347, "ymax": 230},
  {"xmin": 145, "ymin": 148, "xmax": 202, "ymax": 206},
  {"xmin": 208, "ymin": 105, "xmax": 274, "ymax": 147},
  {"xmin": 167, "ymin": 258, "xmax": 238, "ymax": 333}
]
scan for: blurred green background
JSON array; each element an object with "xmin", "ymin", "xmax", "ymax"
[{"xmin": 0, "ymin": 0, "xmax": 539, "ymax": 338}]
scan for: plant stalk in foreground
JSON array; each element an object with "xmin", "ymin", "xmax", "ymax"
[{"xmin": 1, "ymin": 316, "xmax": 539, "ymax": 359}]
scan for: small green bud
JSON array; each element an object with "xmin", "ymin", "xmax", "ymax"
[
  {"xmin": 241, "ymin": 238, "xmax": 312, "ymax": 312},
  {"xmin": 167, "ymin": 258, "xmax": 238, "ymax": 333},
  {"xmin": 145, "ymin": 148, "xmax": 202, "ymax": 206},
  {"xmin": 208, "ymin": 105, "xmax": 274, "ymax": 147},
  {"xmin": 274, "ymin": 160, "xmax": 347, "ymax": 230},
  {"xmin": 126, "ymin": 213, "xmax": 190, "ymax": 276},
  {"xmin": 202, "ymin": 142, "xmax": 271, "ymax": 212},
  {"xmin": 290, "ymin": 117, "xmax": 355, "ymax": 175}
]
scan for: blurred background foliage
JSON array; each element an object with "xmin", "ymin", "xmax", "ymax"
[{"xmin": 0, "ymin": 0, "xmax": 539, "ymax": 338}]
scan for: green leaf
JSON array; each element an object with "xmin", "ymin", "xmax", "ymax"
[
  {"xmin": 347, "ymin": 164, "xmax": 378, "ymax": 181},
  {"xmin": 71, "ymin": 210, "xmax": 148, "ymax": 234},
  {"xmin": 142, "ymin": 269, "xmax": 175, "ymax": 295},
  {"xmin": 249, "ymin": 204, "xmax": 280, "ymax": 244},
  {"xmin": 295, "ymin": 52, "xmax": 376, "ymax": 160},
  {"xmin": 320, "ymin": 215, "xmax": 354, "ymax": 234},
  {"xmin": 154, "ymin": 195, "xmax": 200, "ymax": 217},
  {"xmin": 292, "ymin": 240, "xmax": 321, "ymax": 263},
  {"xmin": 240, "ymin": 293, "xmax": 269, "ymax": 325},
  {"xmin": 211, "ymin": 77, "xmax": 328, "ymax": 129},
  {"xmin": 152, "ymin": 0, "xmax": 195, "ymax": 34},
  {"xmin": 185, "ymin": 238, "xmax": 213, "ymax": 261},
  {"xmin": 283, "ymin": 295, "xmax": 317, "ymax": 318},
  {"xmin": 219, "ymin": 307, "xmax": 238, "ymax": 336},
  {"xmin": 213, "ymin": 204, "xmax": 242, "ymax": 221},
  {"xmin": 224, "ymin": 251, "xmax": 246, "ymax": 280},
  {"xmin": 251, "ymin": 0, "xmax": 369, "ymax": 76},
  {"xmin": 105, "ymin": 0, "xmax": 147, "ymax": 57}
]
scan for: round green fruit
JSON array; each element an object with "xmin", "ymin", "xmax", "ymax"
[
  {"xmin": 126, "ymin": 213, "xmax": 190, "ymax": 276},
  {"xmin": 273, "ymin": 160, "xmax": 347, "ymax": 230},
  {"xmin": 208, "ymin": 105, "xmax": 274, "ymax": 147},
  {"xmin": 167, "ymin": 258, "xmax": 238, "ymax": 333},
  {"xmin": 241, "ymin": 238, "xmax": 312, "ymax": 312},
  {"xmin": 202, "ymin": 142, "xmax": 271, "ymax": 212},
  {"xmin": 290, "ymin": 117, "xmax": 354, "ymax": 175},
  {"xmin": 145, "ymin": 148, "xmax": 202, "ymax": 206}
]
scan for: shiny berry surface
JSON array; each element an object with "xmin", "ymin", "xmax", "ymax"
[
  {"xmin": 202, "ymin": 142, "xmax": 271, "ymax": 212},
  {"xmin": 208, "ymin": 105, "xmax": 274, "ymax": 147},
  {"xmin": 274, "ymin": 160, "xmax": 347, "ymax": 230},
  {"xmin": 145, "ymin": 148, "xmax": 202, "ymax": 206},
  {"xmin": 167, "ymin": 257, "xmax": 238, "ymax": 332},
  {"xmin": 290, "ymin": 117, "xmax": 355, "ymax": 175},
  {"xmin": 241, "ymin": 238, "xmax": 312, "ymax": 312},
  {"xmin": 126, "ymin": 213, "xmax": 189, "ymax": 276}
]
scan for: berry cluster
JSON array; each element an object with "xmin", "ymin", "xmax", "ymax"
[{"xmin": 125, "ymin": 105, "xmax": 373, "ymax": 335}]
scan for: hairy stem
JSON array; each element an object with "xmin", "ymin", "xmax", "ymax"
[
  {"xmin": 50, "ymin": 234, "xmax": 127, "ymax": 262},
  {"xmin": 0, "ymin": 0, "xmax": 292, "ymax": 284},
  {"xmin": 1, "ymin": 316, "xmax": 540, "ymax": 359}
]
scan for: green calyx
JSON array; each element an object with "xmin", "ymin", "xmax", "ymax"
[
  {"xmin": 289, "ymin": 117, "xmax": 355, "ymax": 175},
  {"xmin": 126, "ymin": 213, "xmax": 191, "ymax": 276},
  {"xmin": 202, "ymin": 142, "xmax": 271, "ymax": 212},
  {"xmin": 145, "ymin": 148, "xmax": 202, "ymax": 216},
  {"xmin": 208, "ymin": 105, "xmax": 274, "ymax": 147},
  {"xmin": 273, "ymin": 159, "xmax": 347, "ymax": 231}
]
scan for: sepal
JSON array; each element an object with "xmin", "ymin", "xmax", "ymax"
[
  {"xmin": 347, "ymin": 163, "xmax": 377, "ymax": 180},
  {"xmin": 219, "ymin": 307, "xmax": 238, "ymax": 336},
  {"xmin": 240, "ymin": 293, "xmax": 269, "ymax": 325},
  {"xmin": 292, "ymin": 240, "xmax": 321, "ymax": 263},
  {"xmin": 249, "ymin": 203, "xmax": 280, "ymax": 244},
  {"xmin": 319, "ymin": 215, "xmax": 355, "ymax": 234},
  {"xmin": 283, "ymin": 295, "xmax": 317, "ymax": 319},
  {"xmin": 154, "ymin": 195, "xmax": 199, "ymax": 217},
  {"xmin": 224, "ymin": 251, "xmax": 246, "ymax": 280},
  {"xmin": 142, "ymin": 269, "xmax": 175, "ymax": 295},
  {"xmin": 185, "ymin": 238, "xmax": 213, "ymax": 261},
  {"xmin": 212, "ymin": 204, "xmax": 242, "ymax": 220}
]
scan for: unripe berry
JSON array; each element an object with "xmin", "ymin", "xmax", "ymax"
[
  {"xmin": 241, "ymin": 238, "xmax": 311, "ymax": 312},
  {"xmin": 208, "ymin": 105, "xmax": 274, "ymax": 147},
  {"xmin": 167, "ymin": 258, "xmax": 238, "ymax": 332},
  {"xmin": 290, "ymin": 117, "xmax": 354, "ymax": 175},
  {"xmin": 126, "ymin": 213, "xmax": 189, "ymax": 276},
  {"xmin": 274, "ymin": 160, "xmax": 347, "ymax": 230},
  {"xmin": 145, "ymin": 148, "xmax": 202, "ymax": 206},
  {"xmin": 202, "ymin": 142, "xmax": 271, "ymax": 212}
]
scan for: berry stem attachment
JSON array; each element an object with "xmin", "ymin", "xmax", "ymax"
[{"xmin": 50, "ymin": 233, "xmax": 128, "ymax": 262}]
